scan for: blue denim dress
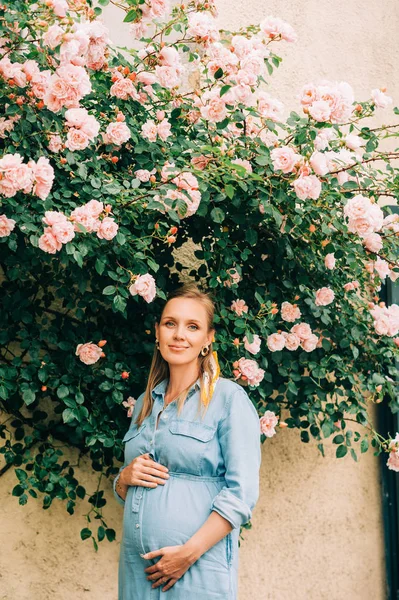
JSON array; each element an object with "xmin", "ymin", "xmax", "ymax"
[{"xmin": 113, "ymin": 376, "xmax": 261, "ymax": 599}]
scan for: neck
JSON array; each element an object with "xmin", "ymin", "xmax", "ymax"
[{"xmin": 165, "ymin": 362, "xmax": 200, "ymax": 400}]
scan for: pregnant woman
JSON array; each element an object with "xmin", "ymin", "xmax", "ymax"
[{"xmin": 113, "ymin": 282, "xmax": 261, "ymax": 599}]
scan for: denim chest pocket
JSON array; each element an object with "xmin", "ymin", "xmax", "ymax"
[
  {"xmin": 166, "ymin": 419, "xmax": 217, "ymax": 475},
  {"xmin": 122, "ymin": 423, "xmax": 147, "ymax": 463}
]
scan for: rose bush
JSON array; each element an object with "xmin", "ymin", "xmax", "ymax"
[{"xmin": 0, "ymin": 0, "xmax": 398, "ymax": 549}]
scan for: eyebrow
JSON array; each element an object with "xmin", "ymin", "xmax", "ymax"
[{"xmin": 162, "ymin": 316, "xmax": 202, "ymax": 324}]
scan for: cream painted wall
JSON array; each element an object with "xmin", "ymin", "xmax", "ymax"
[{"xmin": 2, "ymin": 1, "xmax": 399, "ymax": 598}]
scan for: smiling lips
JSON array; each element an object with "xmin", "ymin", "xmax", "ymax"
[{"xmin": 169, "ymin": 345, "xmax": 188, "ymax": 350}]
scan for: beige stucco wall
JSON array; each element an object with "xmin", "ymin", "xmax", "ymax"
[{"xmin": 2, "ymin": 0, "xmax": 399, "ymax": 598}]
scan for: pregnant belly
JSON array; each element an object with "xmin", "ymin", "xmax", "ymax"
[{"xmin": 139, "ymin": 473, "xmax": 229, "ymax": 568}]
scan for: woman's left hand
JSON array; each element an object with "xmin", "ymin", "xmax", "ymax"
[{"xmin": 142, "ymin": 544, "xmax": 199, "ymax": 591}]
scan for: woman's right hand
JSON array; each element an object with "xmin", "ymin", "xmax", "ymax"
[{"xmin": 119, "ymin": 453, "xmax": 170, "ymax": 488}]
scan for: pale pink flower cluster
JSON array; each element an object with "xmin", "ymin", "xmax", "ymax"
[
  {"xmin": 104, "ymin": 119, "xmax": 131, "ymax": 146},
  {"xmin": 0, "ymin": 115, "xmax": 20, "ymax": 139},
  {"xmin": 110, "ymin": 73, "xmax": 140, "ymax": 101},
  {"xmin": 154, "ymin": 45, "xmax": 184, "ymax": 90},
  {"xmin": 153, "ymin": 164, "xmax": 201, "ymax": 218},
  {"xmin": 0, "ymin": 55, "xmax": 28, "ymax": 87},
  {"xmin": 0, "ymin": 214, "xmax": 16, "ymax": 237},
  {"xmin": 47, "ymin": 0, "xmax": 69, "ymax": 18},
  {"xmin": 324, "ymin": 252, "xmax": 336, "ymax": 270},
  {"xmin": 60, "ymin": 21, "xmax": 110, "ymax": 71},
  {"xmin": 233, "ymin": 357, "xmax": 265, "ymax": 387},
  {"xmin": 38, "ymin": 202, "xmax": 118, "ymax": 254},
  {"xmin": 199, "ymin": 89, "xmax": 227, "ymax": 123},
  {"xmin": 48, "ymin": 134, "xmax": 63, "ymax": 153},
  {"xmin": 281, "ymin": 301, "xmax": 301, "ymax": 322},
  {"xmin": 314, "ymin": 128, "xmax": 337, "ymax": 151},
  {"xmin": 300, "ymin": 80, "xmax": 355, "ymax": 124},
  {"xmin": 128, "ymin": 0, "xmax": 169, "ymax": 39},
  {"xmin": 259, "ymin": 411, "xmax": 279, "ymax": 437},
  {"xmin": 387, "ymin": 433, "xmax": 399, "ymax": 472},
  {"xmin": 343, "ymin": 280, "xmax": 360, "ymax": 292},
  {"xmin": 369, "ymin": 303, "xmax": 399, "ymax": 337},
  {"xmin": 315, "ymin": 286, "xmax": 335, "ymax": 306},
  {"xmin": 135, "ymin": 168, "xmax": 156, "ymax": 182},
  {"xmin": 257, "ymin": 91, "xmax": 284, "ymax": 122},
  {"xmin": 231, "ymin": 298, "xmax": 248, "ymax": 316},
  {"xmin": 260, "ymin": 16, "xmax": 297, "ymax": 43},
  {"xmin": 141, "ymin": 118, "xmax": 171, "ymax": 142},
  {"xmin": 64, "ymin": 107, "xmax": 100, "ymax": 151},
  {"xmin": 310, "ymin": 149, "xmax": 357, "ymax": 182},
  {"xmin": 122, "ymin": 396, "xmax": 137, "ymax": 418},
  {"xmin": 187, "ymin": 11, "xmax": 220, "ymax": 43},
  {"xmin": 129, "ymin": 273, "xmax": 157, "ymax": 303},
  {"xmin": 343, "ymin": 194, "xmax": 384, "ymax": 240},
  {"xmin": 325, "ymin": 253, "xmax": 336, "ymax": 270},
  {"xmin": 270, "ymin": 146, "xmax": 299, "ymax": 174},
  {"xmin": 292, "ymin": 174, "xmax": 321, "ymax": 200},
  {"xmin": 44, "ymin": 63, "xmax": 92, "ymax": 113},
  {"xmin": 243, "ymin": 334, "xmax": 261, "ymax": 355},
  {"xmin": 71, "ymin": 200, "xmax": 119, "ymax": 240},
  {"xmin": 39, "ymin": 210, "xmax": 75, "ymax": 253},
  {"xmin": 223, "ymin": 267, "xmax": 241, "ymax": 288},
  {"xmin": 371, "ymin": 88, "xmax": 393, "ymax": 109},
  {"xmin": 75, "ymin": 342, "xmax": 103, "ymax": 365},
  {"xmin": 0, "ymin": 153, "xmax": 54, "ymax": 200},
  {"xmin": 267, "ymin": 322, "xmax": 319, "ymax": 353}
]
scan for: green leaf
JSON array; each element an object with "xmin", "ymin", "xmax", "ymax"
[
  {"xmin": 57, "ymin": 385, "xmax": 69, "ymax": 399},
  {"xmin": 105, "ymin": 528, "xmax": 116, "ymax": 542},
  {"xmin": 225, "ymin": 184, "xmax": 234, "ymax": 199},
  {"xmin": 22, "ymin": 389, "xmax": 36, "ymax": 406},
  {"xmin": 80, "ymin": 528, "xmax": 92, "ymax": 540},
  {"xmin": 12, "ymin": 484, "xmax": 24, "ymax": 497},
  {"xmin": 103, "ymin": 285, "xmax": 116, "ymax": 295},
  {"xmin": 336, "ymin": 444, "xmax": 348, "ymax": 458},
  {"xmin": 210, "ymin": 207, "xmax": 225, "ymax": 223},
  {"xmin": 214, "ymin": 68, "xmax": 223, "ymax": 79}
]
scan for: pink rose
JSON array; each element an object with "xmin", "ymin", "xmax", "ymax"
[
  {"xmin": 42, "ymin": 211, "xmax": 68, "ymax": 227},
  {"xmin": 266, "ymin": 333, "xmax": 286, "ymax": 352},
  {"xmin": 231, "ymin": 299, "xmax": 248, "ymax": 316},
  {"xmin": 0, "ymin": 214, "xmax": 16, "ymax": 237},
  {"xmin": 52, "ymin": 220, "xmax": 75, "ymax": 244},
  {"xmin": 243, "ymin": 334, "xmax": 261, "ymax": 355},
  {"xmin": 200, "ymin": 96, "xmax": 227, "ymax": 123},
  {"xmin": 43, "ymin": 24, "xmax": 65, "ymax": 49},
  {"xmin": 38, "ymin": 229, "xmax": 62, "ymax": 254},
  {"xmin": 65, "ymin": 128, "xmax": 90, "ymax": 151},
  {"xmin": 257, "ymin": 91, "xmax": 284, "ymax": 121},
  {"xmin": 136, "ymin": 71, "xmax": 157, "ymax": 85},
  {"xmin": 97, "ymin": 217, "xmax": 118, "ymax": 240},
  {"xmin": 301, "ymin": 333, "xmax": 319, "ymax": 352},
  {"xmin": 343, "ymin": 194, "xmax": 371, "ymax": 220},
  {"xmin": 31, "ymin": 157, "xmax": 55, "ymax": 200},
  {"xmin": 281, "ymin": 332, "xmax": 301, "ymax": 351},
  {"xmin": 122, "ymin": 396, "xmax": 137, "ymax": 418},
  {"xmin": 75, "ymin": 342, "xmax": 103, "ymax": 365},
  {"xmin": 308, "ymin": 100, "xmax": 331, "ymax": 122},
  {"xmin": 70, "ymin": 205, "xmax": 99, "ymax": 233},
  {"xmin": 187, "ymin": 12, "xmax": 220, "ymax": 42},
  {"xmin": 325, "ymin": 253, "xmax": 336, "ymax": 269},
  {"xmin": 270, "ymin": 146, "xmax": 298, "ymax": 174},
  {"xmin": 260, "ymin": 16, "xmax": 297, "ymax": 42},
  {"xmin": 387, "ymin": 450, "xmax": 399, "ymax": 472},
  {"xmin": 154, "ymin": 65, "xmax": 182, "ymax": 89},
  {"xmin": 315, "ymin": 287, "xmax": 335, "ymax": 306},
  {"xmin": 292, "ymin": 175, "xmax": 321, "ymax": 200},
  {"xmin": 157, "ymin": 118, "xmax": 172, "ymax": 141},
  {"xmin": 231, "ymin": 158, "xmax": 252, "ymax": 173},
  {"xmin": 281, "ymin": 301, "xmax": 301, "ymax": 322},
  {"xmin": 290, "ymin": 322, "xmax": 312, "ymax": 341},
  {"xmin": 85, "ymin": 199, "xmax": 104, "ymax": 218},
  {"xmin": 135, "ymin": 169, "xmax": 156, "ymax": 182},
  {"xmin": 371, "ymin": 88, "xmax": 393, "ymax": 109},
  {"xmin": 105, "ymin": 121, "xmax": 131, "ymax": 146},
  {"xmin": 141, "ymin": 120, "xmax": 158, "ymax": 142},
  {"xmin": 310, "ymin": 151, "xmax": 329, "ymax": 176},
  {"xmin": 259, "ymin": 410, "xmax": 279, "ymax": 437},
  {"xmin": 236, "ymin": 357, "xmax": 265, "ymax": 386},
  {"xmin": 48, "ymin": 134, "xmax": 63, "ymax": 152},
  {"xmin": 363, "ymin": 233, "xmax": 383, "ymax": 253},
  {"xmin": 110, "ymin": 77, "xmax": 139, "ymax": 100},
  {"xmin": 129, "ymin": 273, "xmax": 156, "ymax": 303}
]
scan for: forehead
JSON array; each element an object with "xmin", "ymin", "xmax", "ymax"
[{"xmin": 162, "ymin": 297, "xmax": 207, "ymax": 320}]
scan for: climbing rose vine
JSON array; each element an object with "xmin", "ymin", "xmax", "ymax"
[{"xmin": 0, "ymin": 0, "xmax": 398, "ymax": 549}]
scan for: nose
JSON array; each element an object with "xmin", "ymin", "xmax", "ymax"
[{"xmin": 173, "ymin": 326, "xmax": 186, "ymax": 340}]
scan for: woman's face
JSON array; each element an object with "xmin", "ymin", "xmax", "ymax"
[{"xmin": 155, "ymin": 297, "xmax": 214, "ymax": 366}]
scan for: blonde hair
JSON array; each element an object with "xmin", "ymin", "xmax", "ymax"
[{"xmin": 134, "ymin": 282, "xmax": 220, "ymax": 426}]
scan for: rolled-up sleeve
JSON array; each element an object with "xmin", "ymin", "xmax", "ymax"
[
  {"xmin": 113, "ymin": 465, "xmax": 127, "ymax": 507},
  {"xmin": 211, "ymin": 386, "xmax": 261, "ymax": 530}
]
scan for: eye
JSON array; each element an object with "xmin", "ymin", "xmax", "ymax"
[{"xmin": 164, "ymin": 321, "xmax": 199, "ymax": 330}]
